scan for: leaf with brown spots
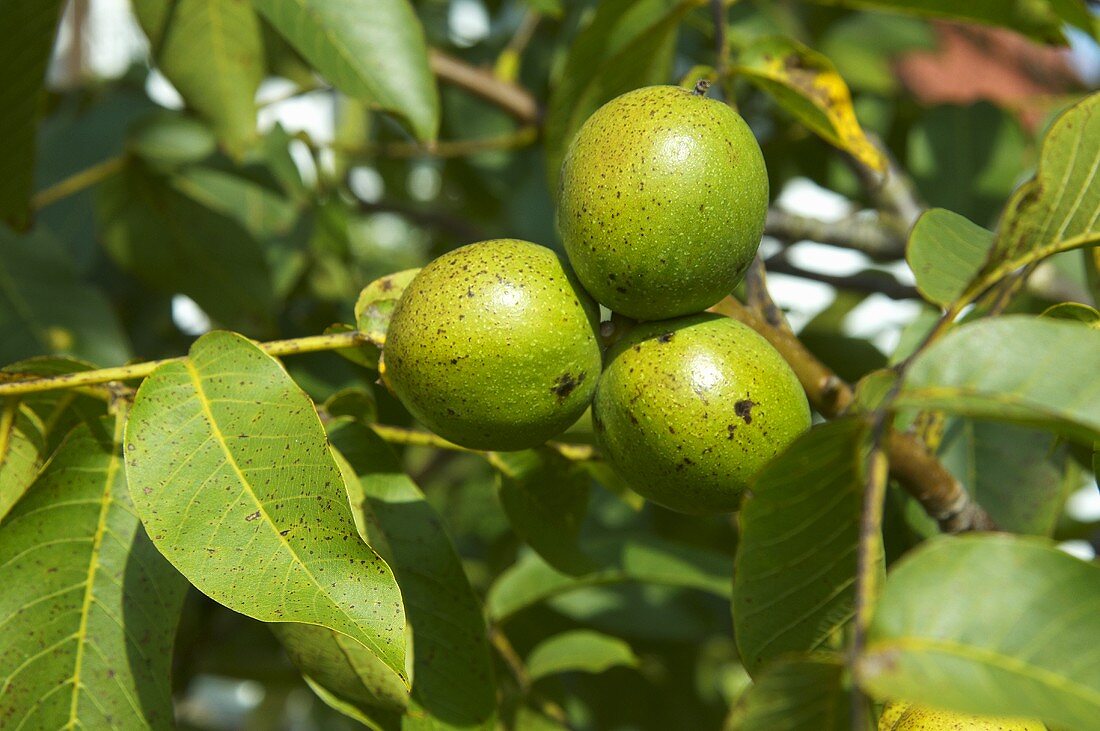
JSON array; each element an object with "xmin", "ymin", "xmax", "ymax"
[
  {"xmin": 125, "ymin": 331, "xmax": 408, "ymax": 684},
  {"xmin": 0, "ymin": 415, "xmax": 187, "ymax": 729},
  {"xmin": 736, "ymin": 36, "xmax": 886, "ymax": 171}
]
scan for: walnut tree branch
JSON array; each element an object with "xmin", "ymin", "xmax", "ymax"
[
  {"xmin": 429, "ymin": 49, "xmax": 541, "ymax": 124},
  {"xmin": 764, "ymin": 208, "xmax": 906, "ymax": 260}
]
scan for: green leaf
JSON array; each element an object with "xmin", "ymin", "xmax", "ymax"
[
  {"xmin": 897, "ymin": 316, "xmax": 1100, "ymax": 444},
  {"xmin": 487, "ymin": 535, "xmax": 731, "ymax": 621},
  {"xmin": 724, "ymin": 655, "xmax": 852, "ymax": 731},
  {"xmin": 97, "ymin": 160, "xmax": 275, "ymax": 332},
  {"xmin": 908, "ymin": 103, "xmax": 1030, "ymax": 225},
  {"xmin": 0, "ymin": 401, "xmax": 45, "ymax": 523},
  {"xmin": 861, "ymin": 534, "xmax": 1100, "ymax": 731},
  {"xmin": 733, "ymin": 419, "xmax": 879, "ymax": 676},
  {"xmin": 252, "ymin": 0, "xmax": 439, "ymax": 142},
  {"xmin": 355, "ymin": 268, "xmax": 421, "ymax": 342},
  {"xmin": 126, "ymin": 111, "xmax": 219, "ymax": 168},
  {"xmin": 493, "ymin": 448, "xmax": 597, "ymax": 575},
  {"xmin": 124, "ymin": 331, "xmax": 408, "ymax": 683},
  {"xmin": 735, "ymin": 36, "xmax": 886, "ymax": 171},
  {"xmin": 1, "ymin": 357, "xmax": 109, "ymax": 454},
  {"xmin": 329, "ymin": 419, "xmax": 497, "ymax": 729},
  {"xmin": 965, "ymin": 92, "xmax": 1100, "ymax": 305},
  {"xmin": 1041, "ymin": 302, "xmax": 1100, "ymax": 326},
  {"xmin": 0, "ymin": 228, "xmax": 132, "ymax": 366},
  {"xmin": 0, "ymin": 0, "xmax": 65, "ymax": 227},
  {"xmin": 544, "ymin": 0, "xmax": 701, "ymax": 188},
  {"xmin": 0, "ymin": 416, "xmax": 188, "ymax": 729},
  {"xmin": 802, "ymin": 0, "xmax": 1067, "ymax": 43},
  {"xmin": 272, "ymin": 622, "xmax": 407, "ymax": 729},
  {"xmin": 133, "ymin": 0, "xmax": 264, "ymax": 156},
  {"xmin": 938, "ymin": 419, "xmax": 1078, "ymax": 535},
  {"xmin": 819, "ymin": 13, "xmax": 936, "ymax": 95},
  {"xmin": 906, "ymin": 209, "xmax": 995, "ymax": 308},
  {"xmin": 526, "ymin": 630, "xmax": 639, "ymax": 681},
  {"xmin": 171, "ymin": 165, "xmax": 301, "ymax": 239}
]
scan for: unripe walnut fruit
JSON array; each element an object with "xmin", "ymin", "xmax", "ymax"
[
  {"xmin": 593, "ymin": 314, "xmax": 810, "ymax": 514},
  {"xmin": 383, "ymin": 239, "xmax": 602, "ymax": 451},
  {"xmin": 879, "ymin": 703, "xmax": 1046, "ymax": 731},
  {"xmin": 557, "ymin": 85, "xmax": 768, "ymax": 320}
]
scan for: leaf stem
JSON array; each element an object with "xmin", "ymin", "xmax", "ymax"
[
  {"xmin": 30, "ymin": 156, "xmax": 126, "ymax": 211},
  {"xmin": 0, "ymin": 331, "xmax": 375, "ymax": 398},
  {"xmin": 369, "ymin": 423, "xmax": 598, "ymax": 462}
]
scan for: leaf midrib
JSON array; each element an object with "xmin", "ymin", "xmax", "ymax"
[{"xmin": 181, "ymin": 358, "xmax": 394, "ymax": 672}]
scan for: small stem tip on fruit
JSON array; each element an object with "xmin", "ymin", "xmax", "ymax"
[{"xmin": 692, "ymin": 79, "xmax": 711, "ymax": 97}]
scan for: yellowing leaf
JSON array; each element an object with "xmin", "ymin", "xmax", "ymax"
[{"xmin": 736, "ymin": 36, "xmax": 886, "ymax": 172}]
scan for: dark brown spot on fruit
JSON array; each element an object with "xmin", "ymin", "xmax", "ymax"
[{"xmin": 735, "ymin": 399, "xmax": 757, "ymax": 424}]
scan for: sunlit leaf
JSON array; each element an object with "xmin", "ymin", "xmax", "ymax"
[
  {"xmin": 0, "ymin": 0, "xmax": 65, "ymax": 226},
  {"xmin": 526, "ymin": 630, "xmax": 639, "ymax": 681},
  {"xmin": 253, "ymin": 0, "xmax": 439, "ymax": 141},
  {"xmin": 132, "ymin": 0, "xmax": 264, "ymax": 155},
  {"xmin": 494, "ymin": 448, "xmax": 596, "ymax": 575},
  {"xmin": 897, "ymin": 316, "xmax": 1100, "ymax": 444},
  {"xmin": 906, "ymin": 209, "xmax": 995, "ymax": 308},
  {"xmin": 0, "ymin": 416, "xmax": 188, "ymax": 728},
  {"xmin": 734, "ymin": 419, "xmax": 879, "ymax": 675},
  {"xmin": 125, "ymin": 331, "xmax": 408, "ymax": 682},
  {"xmin": 736, "ymin": 36, "xmax": 886, "ymax": 171},
  {"xmin": 861, "ymin": 534, "xmax": 1100, "ymax": 731},
  {"xmin": 962, "ymin": 92, "xmax": 1100, "ymax": 305}
]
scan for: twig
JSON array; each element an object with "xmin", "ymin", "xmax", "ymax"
[
  {"xmin": 0, "ymin": 332, "xmax": 376, "ymax": 398},
  {"xmin": 710, "ymin": 296, "xmax": 995, "ymax": 533},
  {"xmin": 429, "ymin": 49, "xmax": 541, "ymax": 124},
  {"xmin": 370, "ymin": 423, "xmax": 597, "ymax": 463},
  {"xmin": 845, "ymin": 133, "xmax": 924, "ymax": 233},
  {"xmin": 495, "ymin": 9, "xmax": 542, "ymax": 81},
  {"xmin": 335, "ymin": 126, "xmax": 538, "ymax": 159},
  {"xmin": 745, "ymin": 255, "xmax": 792, "ymax": 333},
  {"xmin": 488, "ymin": 626, "xmax": 575, "ymax": 730},
  {"xmin": 763, "ymin": 254, "xmax": 921, "ymax": 300},
  {"xmin": 764, "ymin": 208, "xmax": 906, "ymax": 260},
  {"xmin": 711, "ymin": 0, "xmax": 729, "ymax": 77},
  {"xmin": 30, "ymin": 156, "xmax": 126, "ymax": 211}
]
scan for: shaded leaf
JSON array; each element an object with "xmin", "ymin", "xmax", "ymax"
[
  {"xmin": 1041, "ymin": 302, "xmax": 1100, "ymax": 326},
  {"xmin": 133, "ymin": 0, "xmax": 264, "ymax": 155},
  {"xmin": 802, "ymin": 0, "xmax": 1067, "ymax": 43},
  {"xmin": 861, "ymin": 534, "xmax": 1100, "ymax": 731},
  {"xmin": 897, "ymin": 316, "xmax": 1100, "ymax": 444},
  {"xmin": 0, "ymin": 401, "xmax": 45, "ymax": 523},
  {"xmin": 725, "ymin": 655, "xmax": 852, "ymax": 731},
  {"xmin": 488, "ymin": 535, "xmax": 731, "ymax": 621},
  {"xmin": 736, "ymin": 36, "xmax": 886, "ymax": 171},
  {"xmin": 0, "ymin": 416, "xmax": 188, "ymax": 728},
  {"xmin": 964, "ymin": 92, "xmax": 1100, "ymax": 305},
  {"xmin": 0, "ymin": 0, "xmax": 65, "ymax": 226},
  {"xmin": 253, "ymin": 0, "xmax": 439, "ymax": 141},
  {"xmin": 820, "ymin": 13, "xmax": 936, "ymax": 95},
  {"xmin": 126, "ymin": 111, "xmax": 219, "ymax": 168},
  {"xmin": 97, "ymin": 160, "xmax": 275, "ymax": 332},
  {"xmin": 938, "ymin": 419, "xmax": 1078, "ymax": 535},
  {"xmin": 171, "ymin": 165, "xmax": 300, "ymax": 239},
  {"xmin": 272, "ymin": 622, "xmax": 406, "ymax": 729},
  {"xmin": 526, "ymin": 630, "xmax": 638, "ymax": 681},
  {"xmin": 0, "ymin": 228, "xmax": 131, "ymax": 366},
  {"xmin": 544, "ymin": 0, "xmax": 700, "ymax": 187},
  {"xmin": 906, "ymin": 208, "xmax": 995, "ymax": 308},
  {"xmin": 124, "ymin": 331, "xmax": 407, "ymax": 682},
  {"xmin": 494, "ymin": 448, "xmax": 596, "ymax": 575},
  {"xmin": 330, "ymin": 419, "xmax": 497, "ymax": 729},
  {"xmin": 734, "ymin": 419, "xmax": 879, "ymax": 675}
]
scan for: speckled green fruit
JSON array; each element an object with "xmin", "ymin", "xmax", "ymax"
[
  {"xmin": 593, "ymin": 314, "xmax": 810, "ymax": 514},
  {"xmin": 879, "ymin": 702, "xmax": 911, "ymax": 730},
  {"xmin": 557, "ymin": 85, "xmax": 769, "ymax": 321},
  {"xmin": 883, "ymin": 704, "xmax": 1046, "ymax": 731},
  {"xmin": 383, "ymin": 239, "xmax": 603, "ymax": 451}
]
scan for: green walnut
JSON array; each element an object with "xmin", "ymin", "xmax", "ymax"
[
  {"xmin": 592, "ymin": 313, "xmax": 810, "ymax": 514},
  {"xmin": 383, "ymin": 239, "xmax": 602, "ymax": 451},
  {"xmin": 557, "ymin": 85, "xmax": 769, "ymax": 320},
  {"xmin": 880, "ymin": 703, "xmax": 1046, "ymax": 731}
]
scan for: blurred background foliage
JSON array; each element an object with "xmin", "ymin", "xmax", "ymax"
[{"xmin": 1, "ymin": 0, "xmax": 1099, "ymax": 728}]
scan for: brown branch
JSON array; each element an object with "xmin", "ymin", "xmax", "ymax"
[
  {"xmin": 763, "ymin": 254, "xmax": 921, "ymax": 301},
  {"xmin": 764, "ymin": 208, "xmax": 906, "ymax": 260},
  {"xmin": 429, "ymin": 49, "xmax": 541, "ymax": 125},
  {"xmin": 845, "ymin": 133, "xmax": 925, "ymax": 233},
  {"xmin": 710, "ymin": 296, "xmax": 995, "ymax": 533}
]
